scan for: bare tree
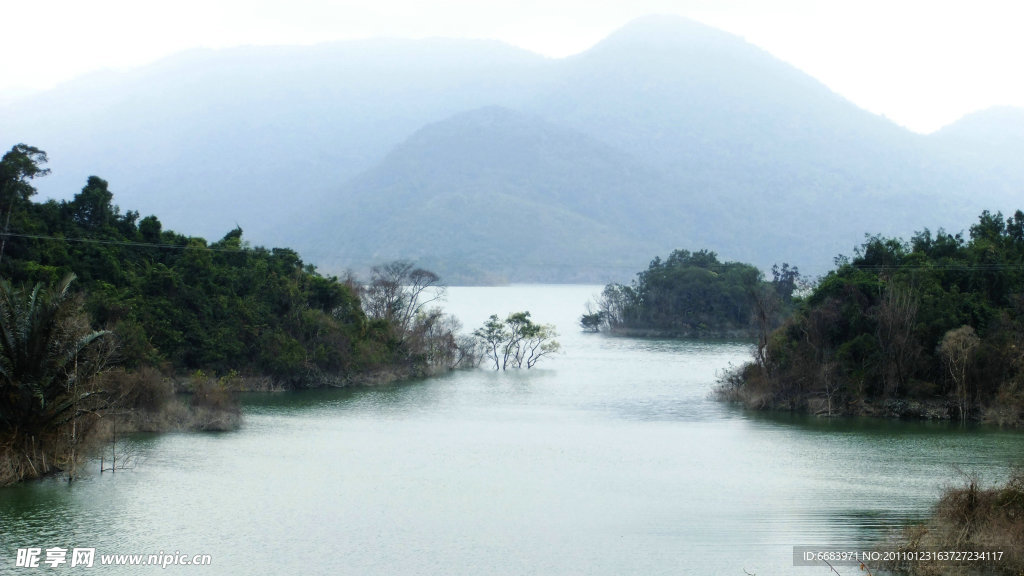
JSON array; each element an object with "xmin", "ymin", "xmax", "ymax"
[
  {"xmin": 819, "ymin": 360, "xmax": 840, "ymax": 416},
  {"xmin": 404, "ymin": 309, "xmax": 477, "ymax": 371},
  {"xmin": 362, "ymin": 260, "xmax": 445, "ymax": 336},
  {"xmin": 940, "ymin": 325, "xmax": 980, "ymax": 422},
  {"xmin": 360, "ymin": 261, "xmax": 477, "ymax": 373},
  {"xmin": 751, "ymin": 284, "xmax": 779, "ymax": 374},
  {"xmin": 875, "ymin": 279, "xmax": 920, "ymax": 396}
]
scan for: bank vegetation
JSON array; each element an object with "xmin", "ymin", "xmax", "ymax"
[
  {"xmin": 585, "ymin": 249, "xmax": 800, "ymax": 339},
  {"xmin": 885, "ymin": 469, "xmax": 1024, "ymax": 575},
  {"xmin": 0, "ymin": 144, "xmax": 475, "ymax": 485},
  {"xmin": 717, "ymin": 210, "xmax": 1024, "ymax": 425}
]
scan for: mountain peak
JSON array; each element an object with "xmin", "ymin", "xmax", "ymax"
[{"xmin": 590, "ymin": 14, "xmax": 749, "ymax": 53}]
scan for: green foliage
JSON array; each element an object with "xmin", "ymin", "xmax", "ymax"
[
  {"xmin": 473, "ymin": 311, "xmax": 559, "ymax": 370},
  {"xmin": 0, "ymin": 273, "xmax": 117, "ymax": 484},
  {"xmin": 579, "ymin": 311, "xmax": 605, "ymax": 332},
  {"xmin": 0, "ymin": 144, "xmax": 49, "ymax": 214},
  {"xmin": 734, "ymin": 210, "xmax": 1024, "ymax": 421},
  {"xmin": 0, "ymin": 144, "xmax": 50, "ymax": 267},
  {"xmin": 0, "ymin": 144, "xmax": 446, "ymax": 389},
  {"xmin": 596, "ymin": 249, "xmax": 798, "ymax": 337},
  {"xmin": 0, "ymin": 273, "xmax": 111, "ymax": 435}
]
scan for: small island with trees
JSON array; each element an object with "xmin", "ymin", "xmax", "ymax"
[
  {"xmin": 584, "ymin": 248, "xmax": 800, "ymax": 340},
  {"xmin": 583, "ymin": 211, "xmax": 1024, "ymax": 428},
  {"xmin": 583, "ymin": 218, "xmax": 1024, "ymax": 573}
]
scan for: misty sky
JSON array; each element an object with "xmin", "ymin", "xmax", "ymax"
[{"xmin": 2, "ymin": 0, "xmax": 1022, "ymax": 134}]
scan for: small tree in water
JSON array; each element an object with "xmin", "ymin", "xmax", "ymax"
[
  {"xmin": 578, "ymin": 300, "xmax": 606, "ymax": 333},
  {"xmin": 473, "ymin": 311, "xmax": 560, "ymax": 370}
]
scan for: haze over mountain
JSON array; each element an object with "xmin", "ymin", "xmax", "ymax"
[
  {"xmin": 930, "ymin": 106, "xmax": 1024, "ymax": 185},
  {"xmin": 1, "ymin": 39, "xmax": 548, "ymax": 240},
  {"xmin": 304, "ymin": 106, "xmax": 712, "ymax": 283},
  {"xmin": 3, "ymin": 15, "xmax": 1022, "ymax": 283}
]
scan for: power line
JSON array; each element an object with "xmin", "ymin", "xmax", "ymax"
[{"xmin": 0, "ymin": 232, "xmax": 261, "ymax": 254}]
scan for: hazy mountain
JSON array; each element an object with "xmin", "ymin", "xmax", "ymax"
[
  {"xmin": 298, "ymin": 17, "xmax": 1023, "ymax": 280},
  {"xmin": 532, "ymin": 15, "xmax": 916, "ymax": 177},
  {"xmin": 0, "ymin": 39, "xmax": 548, "ymax": 242},
  {"xmin": 929, "ymin": 106, "xmax": 1024, "ymax": 186},
  {"xmin": 299, "ymin": 106, "xmax": 715, "ymax": 283},
  {"xmin": 520, "ymin": 17, "xmax": 1021, "ymax": 267},
  {"xmin": 3, "ymin": 15, "xmax": 1023, "ymax": 283}
]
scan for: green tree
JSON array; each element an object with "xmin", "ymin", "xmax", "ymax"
[
  {"xmin": 0, "ymin": 144, "xmax": 49, "ymax": 266},
  {"xmin": 69, "ymin": 176, "xmax": 117, "ymax": 231},
  {"xmin": 599, "ymin": 249, "xmax": 778, "ymax": 336},
  {"xmin": 474, "ymin": 315, "xmax": 510, "ymax": 370},
  {"xmin": 723, "ymin": 209, "xmax": 1024, "ymax": 421},
  {"xmin": 0, "ymin": 145, "xmax": 472, "ymax": 395},
  {"xmin": 474, "ymin": 311, "xmax": 560, "ymax": 370},
  {"xmin": 579, "ymin": 311, "xmax": 605, "ymax": 332}
]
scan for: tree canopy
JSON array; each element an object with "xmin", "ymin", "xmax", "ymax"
[
  {"xmin": 0, "ymin": 144, "xmax": 467, "ymax": 389},
  {"xmin": 722, "ymin": 210, "xmax": 1024, "ymax": 424},
  {"xmin": 594, "ymin": 249, "xmax": 798, "ymax": 337},
  {"xmin": 474, "ymin": 311, "xmax": 560, "ymax": 370}
]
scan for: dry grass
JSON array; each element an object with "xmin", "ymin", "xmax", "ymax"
[
  {"xmin": 983, "ymin": 381, "xmax": 1024, "ymax": 428},
  {"xmin": 0, "ymin": 416, "xmax": 106, "ymax": 486},
  {"xmin": 0, "ymin": 368, "xmax": 245, "ymax": 486},
  {"xmin": 888, "ymin": 469, "xmax": 1024, "ymax": 575}
]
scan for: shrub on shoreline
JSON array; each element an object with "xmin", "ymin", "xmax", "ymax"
[{"xmin": 888, "ymin": 469, "xmax": 1024, "ymax": 575}]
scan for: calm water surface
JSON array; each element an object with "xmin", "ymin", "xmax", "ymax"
[{"xmin": 1, "ymin": 285, "xmax": 1021, "ymax": 575}]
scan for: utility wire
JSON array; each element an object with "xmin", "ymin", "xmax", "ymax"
[{"xmin": 0, "ymin": 232, "xmax": 261, "ymax": 254}]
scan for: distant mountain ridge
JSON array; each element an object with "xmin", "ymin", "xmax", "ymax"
[
  {"xmin": 1, "ymin": 38, "xmax": 549, "ymax": 242},
  {"xmin": 3, "ymin": 15, "xmax": 1022, "ymax": 283},
  {"xmin": 306, "ymin": 106, "xmax": 707, "ymax": 283}
]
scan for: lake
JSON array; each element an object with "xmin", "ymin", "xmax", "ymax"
[{"xmin": 1, "ymin": 285, "xmax": 1021, "ymax": 575}]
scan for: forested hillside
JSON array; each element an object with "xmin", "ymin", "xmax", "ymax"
[
  {"xmin": 719, "ymin": 210, "xmax": 1024, "ymax": 425},
  {"xmin": 0, "ymin": 145, "xmax": 467, "ymax": 388}
]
